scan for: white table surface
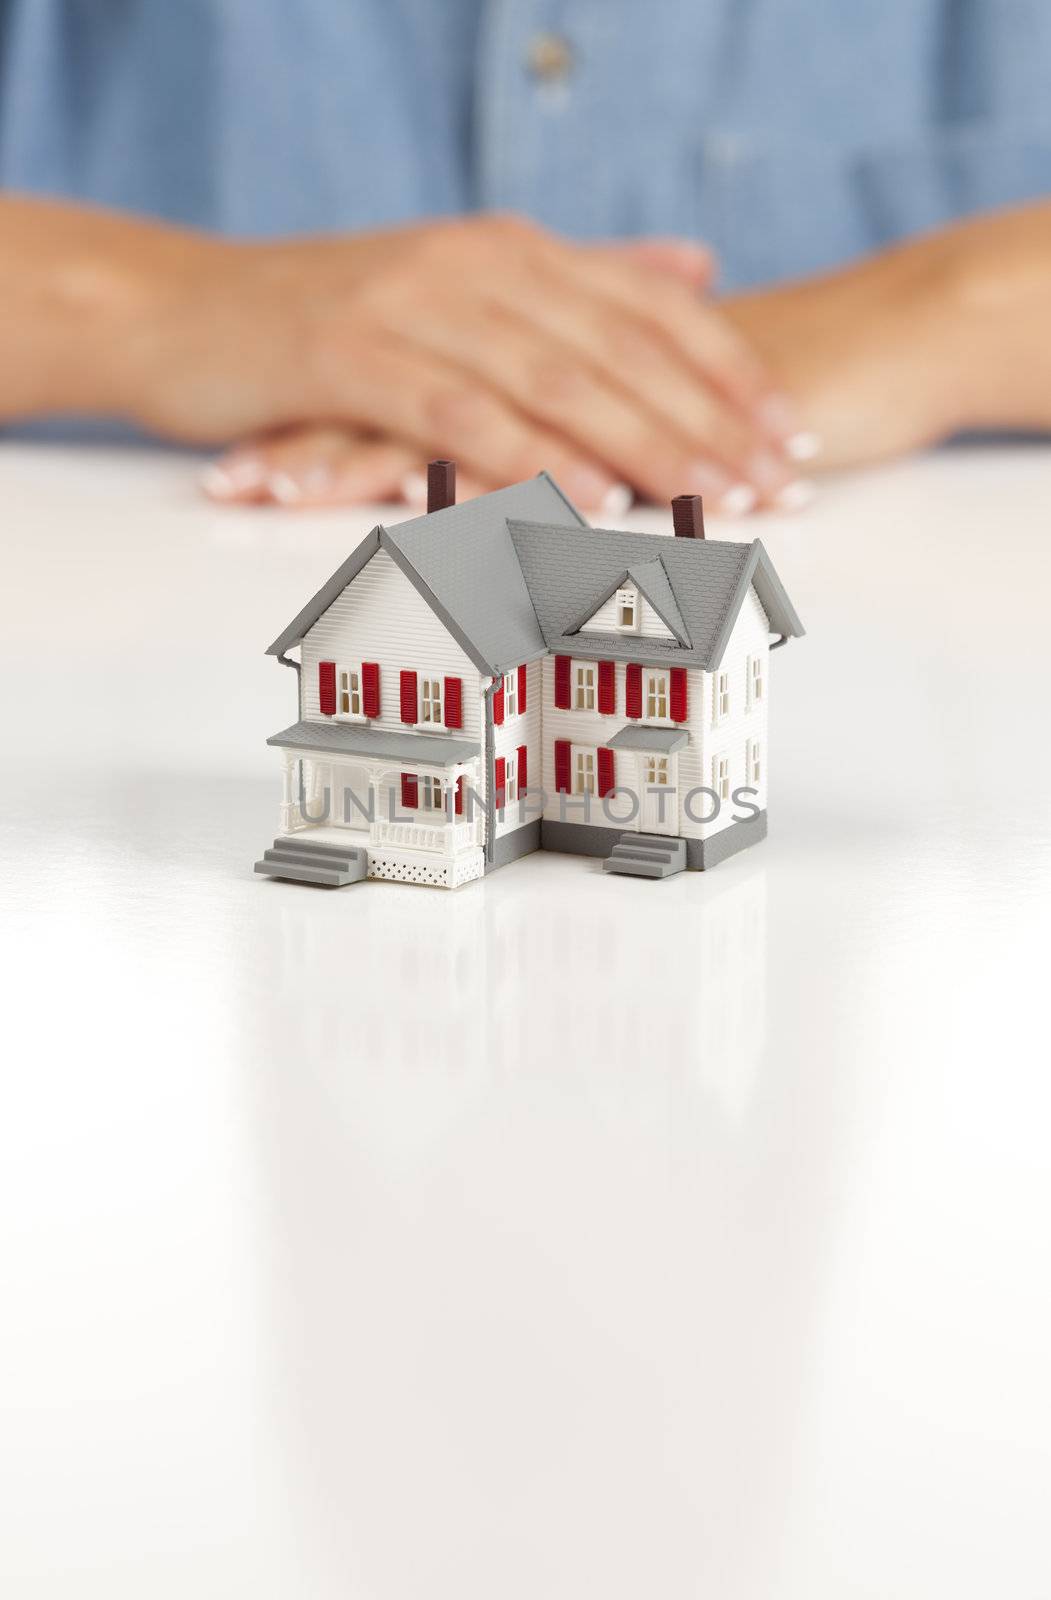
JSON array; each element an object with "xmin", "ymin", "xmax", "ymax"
[{"xmin": 2, "ymin": 442, "xmax": 1050, "ymax": 1599}]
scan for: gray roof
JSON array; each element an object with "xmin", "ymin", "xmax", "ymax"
[
  {"xmin": 266, "ymin": 474, "xmax": 585, "ymax": 673},
  {"xmin": 265, "ymin": 474, "xmax": 803, "ymax": 679},
  {"xmin": 508, "ymin": 520, "xmax": 804, "ymax": 670},
  {"xmin": 607, "ymin": 725, "xmax": 690, "ymax": 754},
  {"xmin": 267, "ymin": 720, "xmax": 479, "ymax": 767}
]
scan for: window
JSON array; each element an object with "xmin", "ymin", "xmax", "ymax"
[
  {"xmin": 713, "ymin": 671, "xmax": 730, "ymax": 723},
  {"xmin": 713, "ymin": 753, "xmax": 730, "ymax": 803},
  {"xmin": 504, "ymin": 752, "xmax": 518, "ymax": 803},
  {"xmin": 574, "ymin": 663, "xmax": 596, "ymax": 710},
  {"xmin": 574, "ymin": 748, "xmax": 596, "ymax": 795},
  {"xmin": 504, "ymin": 670, "xmax": 517, "ymax": 719},
  {"xmin": 419, "ymin": 776, "xmax": 445, "ymax": 811},
  {"xmin": 616, "ymin": 587, "xmax": 639, "ymax": 632},
  {"xmin": 748, "ymin": 655, "xmax": 763, "ymax": 710},
  {"xmin": 645, "ymin": 670, "xmax": 668, "ymax": 720},
  {"xmin": 420, "ymin": 675, "xmax": 444, "ymax": 726},
  {"xmin": 337, "ymin": 666, "xmax": 362, "ymax": 718},
  {"xmin": 747, "ymin": 738, "xmax": 762, "ymax": 786},
  {"xmin": 644, "ymin": 755, "xmax": 669, "ymax": 789}
]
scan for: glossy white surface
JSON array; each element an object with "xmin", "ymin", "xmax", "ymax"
[{"xmin": 2, "ymin": 443, "xmax": 1050, "ymax": 1598}]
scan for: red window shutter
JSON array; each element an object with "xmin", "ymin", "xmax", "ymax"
[
  {"xmin": 598, "ymin": 660, "xmax": 616, "ymax": 715},
  {"xmin": 597, "ymin": 747, "xmax": 615, "ymax": 797},
  {"xmin": 444, "ymin": 675, "xmax": 463, "ymax": 729},
  {"xmin": 670, "ymin": 667, "xmax": 688, "ymax": 723},
  {"xmin": 518, "ymin": 663, "xmax": 527, "ymax": 714},
  {"xmin": 493, "ymin": 680, "xmax": 505, "ymax": 725},
  {"xmin": 494, "ymin": 756, "xmax": 506, "ymax": 810},
  {"xmin": 625, "ymin": 663, "xmax": 642, "ymax": 718},
  {"xmin": 554, "ymin": 739, "xmax": 571, "ymax": 793},
  {"xmin": 400, "ymin": 669, "xmax": 418, "ymax": 724},
  {"xmin": 362, "ymin": 661, "xmax": 380, "ymax": 718},
  {"xmin": 400, "ymin": 772, "xmax": 418, "ymax": 809},
  {"xmin": 455, "ymin": 776, "xmax": 464, "ymax": 816},
  {"xmin": 517, "ymin": 743, "xmax": 527, "ymax": 795},
  {"xmin": 554, "ymin": 654, "xmax": 572, "ymax": 709},
  {"xmin": 318, "ymin": 660, "xmax": 336, "ymax": 716}
]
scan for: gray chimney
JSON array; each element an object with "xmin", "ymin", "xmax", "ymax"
[
  {"xmin": 672, "ymin": 493, "xmax": 705, "ymax": 539},
  {"xmin": 427, "ymin": 459, "xmax": 456, "ymax": 514}
]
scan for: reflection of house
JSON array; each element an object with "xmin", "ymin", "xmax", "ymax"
[{"xmin": 255, "ymin": 463, "xmax": 803, "ymax": 889}]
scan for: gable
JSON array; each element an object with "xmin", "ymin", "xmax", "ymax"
[
  {"xmin": 299, "ymin": 548, "xmax": 480, "ymax": 731},
  {"xmin": 578, "ymin": 586, "xmax": 675, "ymax": 640}
]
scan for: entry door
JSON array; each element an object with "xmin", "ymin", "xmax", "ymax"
[{"xmin": 640, "ymin": 754, "xmax": 676, "ymax": 835}]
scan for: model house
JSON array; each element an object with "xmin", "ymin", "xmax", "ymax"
[{"xmin": 255, "ymin": 462, "xmax": 803, "ymax": 888}]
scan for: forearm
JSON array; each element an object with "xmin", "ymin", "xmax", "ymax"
[
  {"xmin": 929, "ymin": 201, "xmax": 1051, "ymax": 433},
  {"xmin": 721, "ymin": 201, "xmax": 1051, "ymax": 467},
  {"xmin": 0, "ymin": 194, "xmax": 209, "ymax": 422}
]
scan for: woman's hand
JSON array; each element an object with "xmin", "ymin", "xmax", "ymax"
[
  {"xmin": 202, "ymin": 423, "xmax": 492, "ymax": 509},
  {"xmin": 127, "ymin": 213, "xmax": 814, "ymax": 513}
]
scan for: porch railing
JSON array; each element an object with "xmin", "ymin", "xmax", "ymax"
[{"xmin": 371, "ymin": 818, "xmax": 478, "ymax": 856}]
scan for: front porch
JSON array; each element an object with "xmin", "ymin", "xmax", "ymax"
[{"xmin": 268, "ymin": 719, "xmax": 486, "ymax": 889}]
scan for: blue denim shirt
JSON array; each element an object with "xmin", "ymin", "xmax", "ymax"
[{"xmin": 2, "ymin": 0, "xmax": 1050, "ymax": 288}]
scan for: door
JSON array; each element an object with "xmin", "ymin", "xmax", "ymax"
[{"xmin": 639, "ymin": 754, "xmax": 676, "ymax": 835}]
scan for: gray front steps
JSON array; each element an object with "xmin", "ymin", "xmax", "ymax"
[
  {"xmin": 254, "ymin": 835, "xmax": 368, "ymax": 888},
  {"xmin": 602, "ymin": 833, "xmax": 686, "ymax": 880}
]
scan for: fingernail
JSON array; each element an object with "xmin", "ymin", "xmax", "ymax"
[
  {"xmin": 401, "ymin": 471, "xmax": 427, "ymax": 508},
  {"xmin": 270, "ymin": 471, "xmax": 304, "ymax": 505},
  {"xmin": 748, "ymin": 450, "xmax": 793, "ymax": 496},
  {"xmin": 201, "ymin": 456, "xmax": 264, "ymax": 499},
  {"xmin": 718, "ymin": 483, "xmax": 759, "ymax": 517},
  {"xmin": 775, "ymin": 479, "xmax": 817, "ymax": 511},
  {"xmin": 600, "ymin": 484, "xmax": 634, "ymax": 517},
  {"xmin": 786, "ymin": 430, "xmax": 823, "ymax": 463},
  {"xmin": 758, "ymin": 393, "xmax": 799, "ymax": 438}
]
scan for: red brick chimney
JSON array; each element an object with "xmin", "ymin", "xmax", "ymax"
[
  {"xmin": 671, "ymin": 493, "xmax": 705, "ymax": 539},
  {"xmin": 427, "ymin": 460, "xmax": 456, "ymax": 514}
]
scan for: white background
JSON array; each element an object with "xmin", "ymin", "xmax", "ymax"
[{"xmin": 2, "ymin": 443, "xmax": 1050, "ymax": 1598}]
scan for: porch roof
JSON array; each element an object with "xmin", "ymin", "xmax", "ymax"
[
  {"xmin": 267, "ymin": 720, "xmax": 480, "ymax": 767},
  {"xmin": 607, "ymin": 725, "xmax": 689, "ymax": 754}
]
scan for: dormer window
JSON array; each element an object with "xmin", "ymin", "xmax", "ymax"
[{"xmin": 616, "ymin": 587, "xmax": 639, "ymax": 633}]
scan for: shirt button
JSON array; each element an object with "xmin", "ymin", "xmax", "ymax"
[{"xmin": 526, "ymin": 33, "xmax": 574, "ymax": 83}]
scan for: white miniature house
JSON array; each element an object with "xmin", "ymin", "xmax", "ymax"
[{"xmin": 255, "ymin": 462, "xmax": 803, "ymax": 888}]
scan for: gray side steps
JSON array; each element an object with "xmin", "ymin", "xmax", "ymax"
[
  {"xmin": 254, "ymin": 835, "xmax": 368, "ymax": 888},
  {"xmin": 602, "ymin": 833, "xmax": 686, "ymax": 880}
]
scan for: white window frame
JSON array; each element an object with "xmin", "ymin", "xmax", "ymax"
[
  {"xmin": 336, "ymin": 664, "xmax": 365, "ymax": 721},
  {"xmin": 746, "ymin": 737, "xmax": 762, "ymax": 787},
  {"xmin": 747, "ymin": 654, "xmax": 764, "ymax": 711},
  {"xmin": 574, "ymin": 663, "xmax": 597, "ymax": 711},
  {"xmin": 419, "ymin": 775, "xmax": 445, "ymax": 811},
  {"xmin": 572, "ymin": 745, "xmax": 597, "ymax": 796},
  {"xmin": 504, "ymin": 751, "xmax": 518, "ymax": 804},
  {"xmin": 616, "ymin": 586, "xmax": 640, "ymax": 633},
  {"xmin": 712, "ymin": 752, "xmax": 731, "ymax": 803},
  {"xmin": 645, "ymin": 669, "xmax": 669, "ymax": 721},
  {"xmin": 503, "ymin": 670, "xmax": 518, "ymax": 720},
  {"xmin": 713, "ymin": 670, "xmax": 730, "ymax": 725},
  {"xmin": 644, "ymin": 754, "xmax": 670, "ymax": 790},
  {"xmin": 419, "ymin": 672, "xmax": 445, "ymax": 729}
]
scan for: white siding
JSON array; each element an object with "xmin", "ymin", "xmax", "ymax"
[
  {"xmin": 300, "ymin": 549, "xmax": 484, "ymax": 744},
  {"xmin": 539, "ymin": 583, "xmax": 771, "ymax": 843},
  {"xmin": 692, "ymin": 585, "xmax": 770, "ymax": 841},
  {"xmin": 579, "ymin": 591, "xmax": 674, "ymax": 640},
  {"xmin": 493, "ymin": 659, "xmax": 542, "ymax": 840},
  {"xmin": 539, "ymin": 654, "xmax": 632, "ymax": 832}
]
